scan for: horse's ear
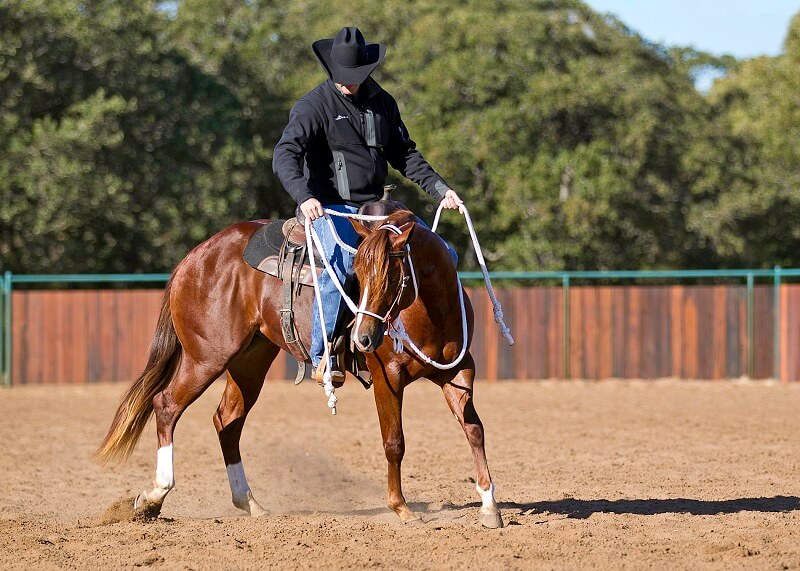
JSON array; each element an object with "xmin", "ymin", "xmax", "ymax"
[
  {"xmin": 392, "ymin": 221, "xmax": 416, "ymax": 250},
  {"xmin": 350, "ymin": 218, "xmax": 373, "ymax": 239}
]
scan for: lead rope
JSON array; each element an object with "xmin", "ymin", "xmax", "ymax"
[
  {"xmin": 387, "ymin": 276, "xmax": 470, "ymax": 369},
  {"xmin": 432, "ymin": 204, "xmax": 515, "ymax": 346},
  {"xmin": 304, "ymin": 218, "xmax": 338, "ymax": 414}
]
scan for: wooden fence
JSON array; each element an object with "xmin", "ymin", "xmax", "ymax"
[{"xmin": 7, "ymin": 284, "xmax": 800, "ymax": 384}]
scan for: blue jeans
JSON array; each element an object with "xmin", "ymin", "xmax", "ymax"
[
  {"xmin": 310, "ymin": 204, "xmax": 361, "ymax": 366},
  {"xmin": 309, "ymin": 206, "xmax": 459, "ymax": 366}
]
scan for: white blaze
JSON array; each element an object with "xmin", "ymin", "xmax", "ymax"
[{"xmin": 354, "ymin": 284, "xmax": 370, "ymax": 340}]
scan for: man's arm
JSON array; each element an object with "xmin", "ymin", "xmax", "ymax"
[{"xmin": 272, "ymin": 99, "xmax": 320, "ymax": 206}]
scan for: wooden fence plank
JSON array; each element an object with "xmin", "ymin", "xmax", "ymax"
[{"xmin": 8, "ymin": 283, "xmax": 800, "ymax": 384}]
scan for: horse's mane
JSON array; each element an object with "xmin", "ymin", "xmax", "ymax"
[{"xmin": 354, "ymin": 210, "xmax": 416, "ymax": 298}]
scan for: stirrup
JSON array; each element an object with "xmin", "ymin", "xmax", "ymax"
[{"xmin": 313, "ymin": 358, "xmax": 345, "ymax": 387}]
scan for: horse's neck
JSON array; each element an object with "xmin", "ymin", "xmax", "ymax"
[{"xmin": 409, "ymin": 230, "xmax": 460, "ymax": 321}]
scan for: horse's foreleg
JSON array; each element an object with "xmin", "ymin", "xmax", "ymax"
[
  {"xmin": 134, "ymin": 355, "xmax": 227, "ymax": 518},
  {"xmin": 438, "ymin": 360, "xmax": 503, "ymax": 529},
  {"xmin": 373, "ymin": 374, "xmax": 418, "ymax": 523},
  {"xmin": 214, "ymin": 338, "xmax": 279, "ymax": 516}
]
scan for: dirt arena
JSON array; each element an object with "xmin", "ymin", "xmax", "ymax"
[{"xmin": 2, "ymin": 379, "xmax": 800, "ymax": 570}]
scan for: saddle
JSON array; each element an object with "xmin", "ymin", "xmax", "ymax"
[
  {"xmin": 242, "ymin": 216, "xmax": 321, "ymax": 383},
  {"xmin": 242, "ymin": 187, "xmax": 407, "ymax": 386}
]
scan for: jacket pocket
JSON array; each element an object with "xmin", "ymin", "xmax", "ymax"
[
  {"xmin": 328, "ymin": 115, "xmax": 361, "ymax": 146},
  {"xmin": 331, "ymin": 150, "xmax": 351, "ymax": 200},
  {"xmin": 369, "ymin": 109, "xmax": 390, "ymax": 148}
]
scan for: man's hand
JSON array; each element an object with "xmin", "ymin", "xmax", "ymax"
[
  {"xmin": 300, "ymin": 197, "xmax": 324, "ymax": 221},
  {"xmin": 441, "ymin": 189, "xmax": 465, "ymax": 213}
]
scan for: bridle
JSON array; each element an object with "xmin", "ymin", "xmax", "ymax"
[{"xmin": 354, "ymin": 223, "xmax": 419, "ymax": 326}]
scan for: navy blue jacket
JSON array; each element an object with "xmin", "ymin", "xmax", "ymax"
[{"xmin": 273, "ymin": 79, "xmax": 450, "ymax": 206}]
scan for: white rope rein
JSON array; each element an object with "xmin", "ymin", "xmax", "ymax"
[
  {"xmin": 432, "ymin": 204, "xmax": 515, "ymax": 346},
  {"xmin": 306, "ymin": 210, "xmax": 395, "ymax": 414},
  {"xmin": 305, "ymin": 204, "xmax": 513, "ymax": 414}
]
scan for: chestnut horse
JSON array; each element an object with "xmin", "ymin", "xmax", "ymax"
[{"xmin": 96, "ymin": 209, "xmax": 502, "ymax": 528}]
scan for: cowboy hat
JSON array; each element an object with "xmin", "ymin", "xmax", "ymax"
[{"xmin": 312, "ymin": 27, "xmax": 386, "ymax": 85}]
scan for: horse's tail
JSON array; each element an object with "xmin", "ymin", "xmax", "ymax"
[{"xmin": 95, "ymin": 279, "xmax": 181, "ymax": 464}]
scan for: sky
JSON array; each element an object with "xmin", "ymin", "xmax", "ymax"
[{"xmin": 584, "ymin": 0, "xmax": 799, "ymax": 59}]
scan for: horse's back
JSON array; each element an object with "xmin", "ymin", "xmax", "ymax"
[{"xmin": 170, "ymin": 221, "xmax": 277, "ymax": 316}]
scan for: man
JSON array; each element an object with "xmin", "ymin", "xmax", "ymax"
[{"xmin": 273, "ymin": 26, "xmax": 464, "ymax": 382}]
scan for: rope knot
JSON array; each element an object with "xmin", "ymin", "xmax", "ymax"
[
  {"xmin": 493, "ymin": 307, "xmax": 504, "ymax": 323},
  {"xmin": 322, "ymin": 371, "xmax": 338, "ymax": 415},
  {"xmin": 389, "ymin": 318, "xmax": 406, "ymax": 354}
]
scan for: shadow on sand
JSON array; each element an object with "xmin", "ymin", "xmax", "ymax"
[
  {"xmin": 285, "ymin": 496, "xmax": 800, "ymax": 521},
  {"xmin": 496, "ymin": 496, "xmax": 800, "ymax": 519}
]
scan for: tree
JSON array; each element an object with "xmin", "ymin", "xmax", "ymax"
[
  {"xmin": 687, "ymin": 12, "xmax": 800, "ymax": 267},
  {"xmin": 0, "ymin": 0, "xmax": 276, "ymax": 272}
]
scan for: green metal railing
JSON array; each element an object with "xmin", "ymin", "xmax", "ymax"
[{"xmin": 2, "ymin": 268, "xmax": 797, "ymax": 387}]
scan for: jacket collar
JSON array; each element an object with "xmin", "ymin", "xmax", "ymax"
[{"xmin": 325, "ymin": 77, "xmax": 382, "ymax": 105}]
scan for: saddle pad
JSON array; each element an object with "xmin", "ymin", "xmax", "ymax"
[
  {"xmin": 243, "ymin": 219, "xmax": 288, "ymax": 268},
  {"xmin": 243, "ymin": 220, "xmax": 322, "ymax": 285}
]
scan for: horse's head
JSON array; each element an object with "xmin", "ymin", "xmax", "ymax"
[{"xmin": 350, "ymin": 211, "xmax": 418, "ymax": 353}]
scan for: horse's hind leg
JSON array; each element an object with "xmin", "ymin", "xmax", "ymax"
[
  {"xmin": 213, "ymin": 337, "xmax": 280, "ymax": 516},
  {"xmin": 134, "ymin": 354, "xmax": 231, "ymax": 518},
  {"xmin": 435, "ymin": 356, "xmax": 504, "ymax": 529}
]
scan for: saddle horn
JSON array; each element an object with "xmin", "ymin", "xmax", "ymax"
[{"xmin": 382, "ymin": 184, "xmax": 397, "ymax": 201}]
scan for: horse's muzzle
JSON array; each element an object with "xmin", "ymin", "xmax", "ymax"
[{"xmin": 352, "ymin": 322, "xmax": 385, "ymax": 353}]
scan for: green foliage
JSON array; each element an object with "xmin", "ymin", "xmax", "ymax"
[
  {"xmin": 0, "ymin": 0, "xmax": 271, "ymax": 272},
  {"xmin": 0, "ymin": 1, "xmax": 798, "ymax": 273},
  {"xmin": 688, "ymin": 12, "xmax": 800, "ymax": 268}
]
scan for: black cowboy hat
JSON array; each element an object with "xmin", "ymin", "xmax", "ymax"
[{"xmin": 312, "ymin": 27, "xmax": 386, "ymax": 85}]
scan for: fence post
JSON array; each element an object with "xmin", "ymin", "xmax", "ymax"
[
  {"xmin": 562, "ymin": 274, "xmax": 570, "ymax": 379},
  {"xmin": 746, "ymin": 272, "xmax": 754, "ymax": 379},
  {"xmin": 2, "ymin": 272, "xmax": 11, "ymax": 388},
  {"xmin": 773, "ymin": 266, "xmax": 782, "ymax": 382},
  {"xmin": 0, "ymin": 273, "xmax": 4, "ymax": 387}
]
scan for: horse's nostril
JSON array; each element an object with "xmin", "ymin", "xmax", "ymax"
[{"xmin": 360, "ymin": 334, "xmax": 371, "ymax": 348}]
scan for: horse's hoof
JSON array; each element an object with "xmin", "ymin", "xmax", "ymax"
[
  {"xmin": 237, "ymin": 491, "xmax": 268, "ymax": 517},
  {"xmin": 402, "ymin": 515, "xmax": 423, "ymax": 525},
  {"xmin": 479, "ymin": 509, "xmax": 504, "ymax": 529},
  {"xmin": 249, "ymin": 502, "xmax": 268, "ymax": 518},
  {"xmin": 133, "ymin": 491, "xmax": 163, "ymax": 520},
  {"xmin": 392, "ymin": 504, "xmax": 421, "ymax": 524}
]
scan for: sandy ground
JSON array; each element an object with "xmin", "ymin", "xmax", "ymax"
[{"xmin": 2, "ymin": 378, "xmax": 800, "ymax": 570}]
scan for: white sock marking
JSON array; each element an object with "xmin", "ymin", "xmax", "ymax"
[
  {"xmin": 476, "ymin": 482, "xmax": 497, "ymax": 511},
  {"xmin": 155, "ymin": 444, "xmax": 174, "ymax": 490},
  {"xmin": 141, "ymin": 444, "xmax": 175, "ymax": 504},
  {"xmin": 226, "ymin": 462, "xmax": 251, "ymax": 508}
]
